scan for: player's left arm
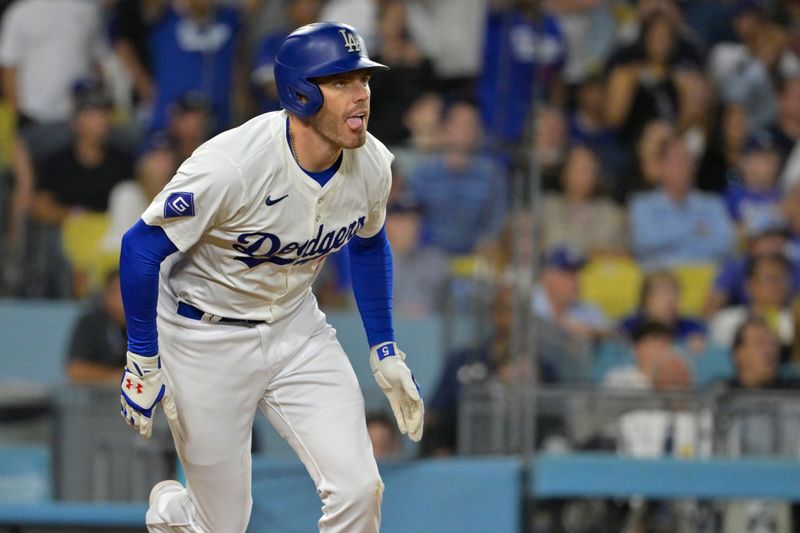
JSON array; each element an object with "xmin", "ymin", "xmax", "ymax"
[{"xmin": 349, "ymin": 225, "xmax": 424, "ymax": 442}]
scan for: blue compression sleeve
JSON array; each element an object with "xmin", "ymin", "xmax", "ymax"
[
  {"xmin": 348, "ymin": 226, "xmax": 395, "ymax": 347},
  {"xmin": 120, "ymin": 220, "xmax": 179, "ymax": 356}
]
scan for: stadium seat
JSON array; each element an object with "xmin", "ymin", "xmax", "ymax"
[
  {"xmin": 671, "ymin": 263, "xmax": 717, "ymax": 318},
  {"xmin": 61, "ymin": 213, "xmax": 118, "ymax": 296},
  {"xmin": 579, "ymin": 256, "xmax": 643, "ymax": 320},
  {"xmin": 0, "ymin": 101, "xmax": 14, "ymax": 166}
]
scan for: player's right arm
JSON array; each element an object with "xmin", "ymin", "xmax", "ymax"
[
  {"xmin": 118, "ymin": 148, "xmax": 245, "ymax": 439},
  {"xmin": 118, "ymin": 221, "xmax": 179, "ymax": 439}
]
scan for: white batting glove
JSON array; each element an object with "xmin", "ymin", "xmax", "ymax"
[
  {"xmin": 120, "ymin": 352, "xmax": 182, "ymax": 440},
  {"xmin": 370, "ymin": 342, "xmax": 424, "ymax": 442}
]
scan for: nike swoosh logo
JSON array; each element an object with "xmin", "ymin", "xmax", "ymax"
[{"xmin": 265, "ymin": 194, "xmax": 289, "ymax": 206}]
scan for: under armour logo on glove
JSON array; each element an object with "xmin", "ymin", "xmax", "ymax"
[
  {"xmin": 120, "ymin": 352, "xmax": 167, "ymax": 440},
  {"xmin": 125, "ymin": 379, "xmax": 143, "ymax": 394}
]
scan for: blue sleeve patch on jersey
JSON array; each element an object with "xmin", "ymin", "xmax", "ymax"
[{"xmin": 164, "ymin": 192, "xmax": 195, "ymax": 218}]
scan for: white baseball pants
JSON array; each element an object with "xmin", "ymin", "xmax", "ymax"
[{"xmin": 145, "ymin": 290, "xmax": 382, "ymax": 533}]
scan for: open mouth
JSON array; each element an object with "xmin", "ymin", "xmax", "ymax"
[{"xmin": 346, "ymin": 112, "xmax": 367, "ymax": 130}]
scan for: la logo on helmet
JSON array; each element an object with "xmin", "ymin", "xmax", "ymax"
[{"xmin": 339, "ymin": 29, "xmax": 361, "ymax": 53}]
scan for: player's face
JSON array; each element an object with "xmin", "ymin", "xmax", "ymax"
[{"xmin": 311, "ymin": 70, "xmax": 371, "ymax": 149}]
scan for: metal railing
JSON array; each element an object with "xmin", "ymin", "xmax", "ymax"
[{"xmin": 458, "ymin": 383, "xmax": 800, "ymax": 459}]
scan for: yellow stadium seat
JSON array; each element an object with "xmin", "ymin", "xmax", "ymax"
[
  {"xmin": 0, "ymin": 100, "xmax": 15, "ymax": 168},
  {"xmin": 450, "ymin": 254, "xmax": 484, "ymax": 278},
  {"xmin": 579, "ymin": 256, "xmax": 643, "ymax": 320},
  {"xmin": 671, "ymin": 263, "xmax": 718, "ymax": 318},
  {"xmin": 61, "ymin": 212, "xmax": 119, "ymax": 296}
]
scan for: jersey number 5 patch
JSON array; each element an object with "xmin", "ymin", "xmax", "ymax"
[{"xmin": 164, "ymin": 192, "xmax": 196, "ymax": 218}]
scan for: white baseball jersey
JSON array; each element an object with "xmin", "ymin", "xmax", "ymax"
[{"xmin": 141, "ymin": 110, "xmax": 393, "ymax": 322}]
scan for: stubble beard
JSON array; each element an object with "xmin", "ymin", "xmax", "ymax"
[{"xmin": 309, "ymin": 105, "xmax": 368, "ymax": 149}]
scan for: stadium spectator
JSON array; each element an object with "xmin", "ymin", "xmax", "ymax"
[
  {"xmin": 721, "ymin": 315, "xmax": 800, "ymax": 471},
  {"xmin": 102, "ymin": 145, "xmax": 177, "ymax": 254},
  {"xmin": 540, "ymin": 146, "xmax": 627, "ymax": 256},
  {"xmin": 605, "ymin": 12, "xmax": 688, "ymax": 147},
  {"xmin": 385, "ymin": 195, "xmax": 448, "ymax": 317},
  {"xmin": 409, "ymin": 101, "xmax": 507, "ymax": 255},
  {"xmin": 110, "ymin": 0, "xmax": 160, "ymax": 112},
  {"xmin": 66, "ymin": 270, "xmax": 127, "ymax": 383},
  {"xmin": 619, "ymin": 270, "xmax": 707, "ymax": 349},
  {"xmin": 481, "ymin": 209, "xmax": 536, "ymax": 279},
  {"xmin": 402, "ymin": 92, "xmax": 443, "ymax": 155},
  {"xmin": 13, "ymin": 82, "xmax": 133, "ymax": 298},
  {"xmin": 1, "ymin": 0, "xmax": 109, "ymax": 268},
  {"xmin": 0, "ymin": 0, "xmax": 106, "ymax": 128},
  {"xmin": 709, "ymin": 254, "xmax": 793, "ymax": 348},
  {"xmin": 402, "ymin": 0, "xmax": 487, "ymax": 97},
  {"xmin": 251, "ymin": 0, "xmax": 320, "ymax": 115},
  {"xmin": 696, "ymin": 103, "xmax": 749, "ymax": 193},
  {"xmin": 604, "ymin": 321, "xmax": 694, "ymax": 390},
  {"xmin": 367, "ymin": 0, "xmax": 437, "ymax": 146},
  {"xmin": 566, "ymin": 74, "xmax": 627, "ymax": 191},
  {"xmin": 543, "ymin": 0, "xmax": 615, "ymax": 85},
  {"xmin": 423, "ymin": 284, "xmax": 556, "ymax": 456},
  {"xmin": 32, "ymin": 83, "xmax": 133, "ymax": 223},
  {"xmin": 625, "ymin": 119, "xmax": 674, "ymax": 197},
  {"xmin": 782, "ymin": 182, "xmax": 800, "ymax": 263},
  {"xmin": 478, "ymin": 0, "xmax": 566, "ymax": 148},
  {"xmin": 610, "ymin": 0, "xmax": 705, "ymax": 71},
  {"xmin": 366, "ymin": 411, "xmax": 403, "ymax": 459},
  {"xmin": 728, "ymin": 315, "xmax": 799, "ymax": 390},
  {"xmin": 140, "ymin": 0, "xmax": 244, "ymax": 133},
  {"xmin": 677, "ymin": 73, "xmax": 718, "ymax": 163},
  {"xmin": 770, "ymin": 76, "xmax": 800, "ymax": 184},
  {"xmin": 724, "ymin": 130, "xmax": 783, "ymax": 235},
  {"xmin": 392, "ymin": 92, "xmax": 443, "ymax": 185},
  {"xmin": 706, "ymin": 218, "xmax": 800, "ymax": 315},
  {"xmin": 719, "ymin": 315, "xmax": 800, "ymax": 533},
  {"xmin": 771, "ymin": 77, "xmax": 800, "ymax": 170},
  {"xmin": 533, "ymin": 246, "xmax": 609, "ymax": 340},
  {"xmin": 630, "ymin": 138, "xmax": 735, "ymax": 269},
  {"xmin": 159, "ymin": 91, "xmax": 212, "ymax": 164},
  {"xmin": 681, "ymin": 0, "xmax": 739, "ymax": 49},
  {"xmin": 536, "ymin": 105, "xmax": 569, "ymax": 190},
  {"xmin": 791, "ymin": 295, "xmax": 800, "ymax": 364},
  {"xmin": 708, "ymin": 1, "xmax": 800, "ymax": 131}
]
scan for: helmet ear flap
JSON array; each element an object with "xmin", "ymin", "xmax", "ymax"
[
  {"xmin": 274, "ymin": 63, "xmax": 324, "ymax": 119},
  {"xmin": 291, "ymin": 77, "xmax": 324, "ymax": 118}
]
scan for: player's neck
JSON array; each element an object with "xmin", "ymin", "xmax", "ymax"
[{"xmin": 288, "ymin": 115, "xmax": 342, "ymax": 172}]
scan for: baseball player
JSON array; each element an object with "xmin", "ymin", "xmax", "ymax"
[{"xmin": 117, "ymin": 22, "xmax": 424, "ymax": 533}]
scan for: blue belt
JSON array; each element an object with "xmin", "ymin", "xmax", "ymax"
[{"xmin": 177, "ymin": 302, "xmax": 265, "ymax": 327}]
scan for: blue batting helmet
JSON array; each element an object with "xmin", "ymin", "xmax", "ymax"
[{"xmin": 274, "ymin": 22, "xmax": 388, "ymax": 119}]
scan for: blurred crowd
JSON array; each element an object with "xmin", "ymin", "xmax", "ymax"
[
  {"xmin": 1, "ymin": 0, "xmax": 800, "ymax": 457},
  {"xmin": 2, "ymin": 0, "xmax": 800, "ymax": 529}
]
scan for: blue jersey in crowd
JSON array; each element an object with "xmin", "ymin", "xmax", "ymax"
[
  {"xmin": 148, "ymin": 6, "xmax": 241, "ymax": 132},
  {"xmin": 478, "ymin": 10, "xmax": 566, "ymax": 145},
  {"xmin": 251, "ymin": 30, "xmax": 287, "ymax": 114},
  {"xmin": 724, "ymin": 182, "xmax": 782, "ymax": 226}
]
